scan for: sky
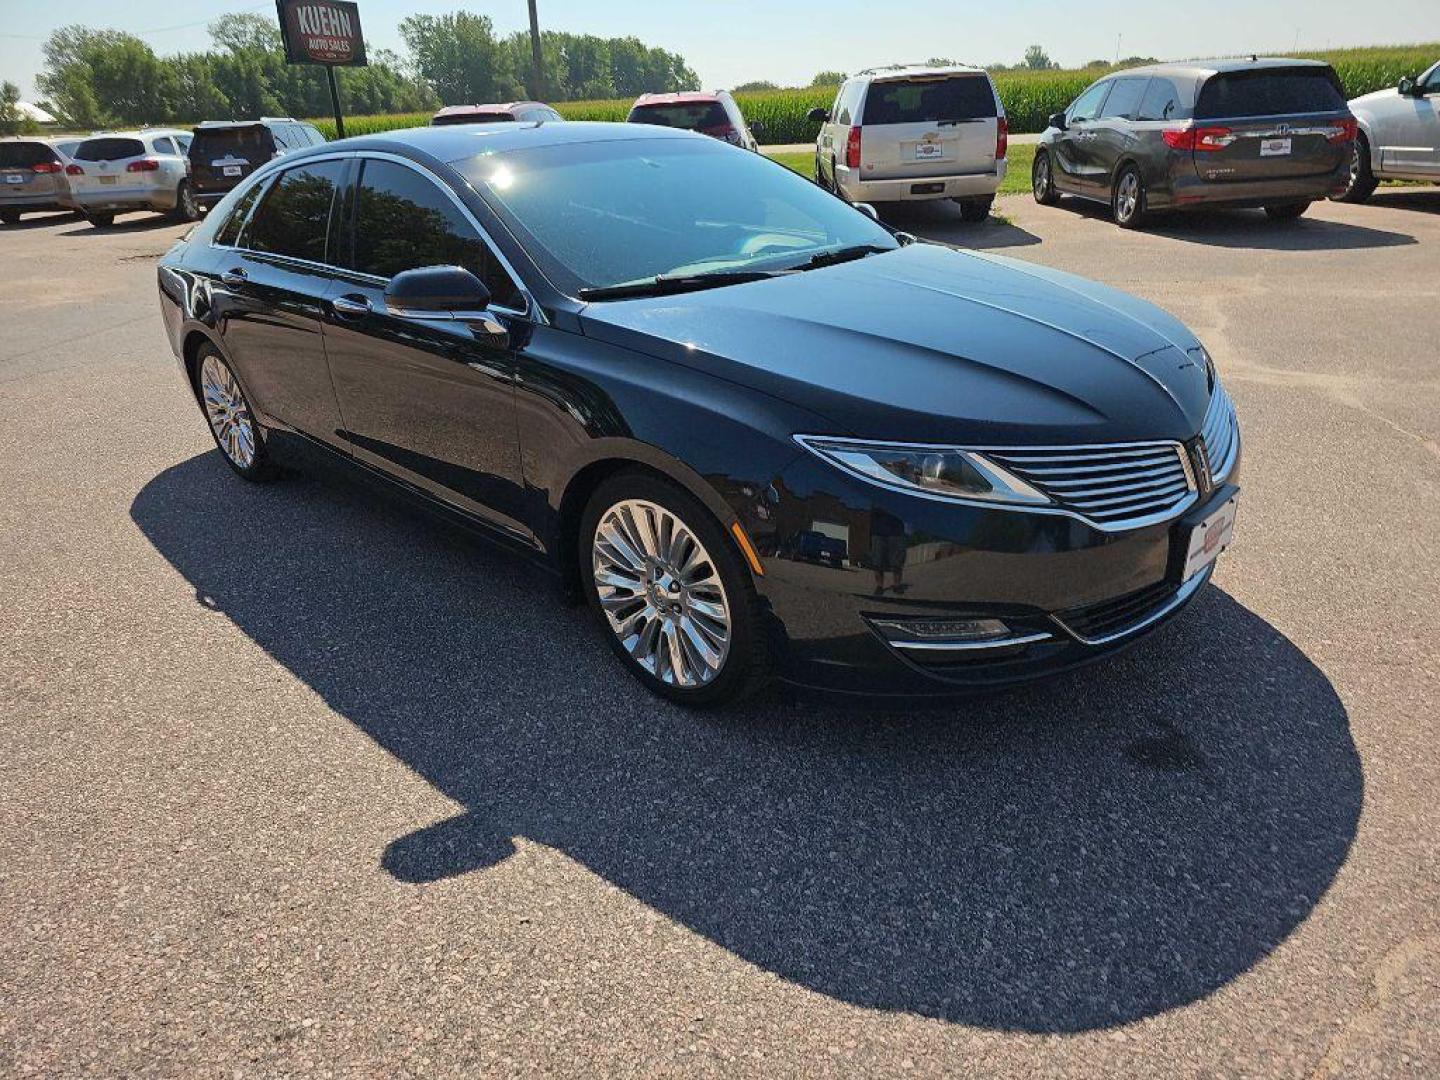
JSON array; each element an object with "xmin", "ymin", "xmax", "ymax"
[{"xmin": 1, "ymin": 0, "xmax": 1436, "ymax": 103}]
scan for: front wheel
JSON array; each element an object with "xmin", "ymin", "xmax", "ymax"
[
  {"xmin": 581, "ymin": 472, "xmax": 771, "ymax": 707},
  {"xmin": 1032, "ymin": 149, "xmax": 1060, "ymax": 205},
  {"xmin": 1112, "ymin": 165, "xmax": 1147, "ymax": 229},
  {"xmin": 1264, "ymin": 201, "xmax": 1311, "ymax": 221},
  {"xmin": 196, "ymin": 346, "xmax": 271, "ymax": 480},
  {"xmin": 955, "ymin": 195, "xmax": 993, "ymax": 223}
]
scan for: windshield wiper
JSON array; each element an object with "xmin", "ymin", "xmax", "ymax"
[
  {"xmin": 578, "ymin": 269, "xmax": 787, "ymax": 301},
  {"xmin": 793, "ymin": 243, "xmax": 892, "ymax": 271}
]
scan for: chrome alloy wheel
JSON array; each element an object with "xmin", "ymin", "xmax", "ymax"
[
  {"xmin": 200, "ymin": 353, "xmax": 257, "ymax": 469},
  {"xmin": 1116, "ymin": 171, "xmax": 1141, "ymax": 222},
  {"xmin": 1033, "ymin": 153, "xmax": 1050, "ymax": 199},
  {"xmin": 592, "ymin": 498, "xmax": 732, "ymax": 688}
]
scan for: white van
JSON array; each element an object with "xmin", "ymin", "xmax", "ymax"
[{"xmin": 809, "ymin": 65, "xmax": 1008, "ymax": 220}]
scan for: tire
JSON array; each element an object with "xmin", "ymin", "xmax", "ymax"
[
  {"xmin": 1264, "ymin": 201, "xmax": 1311, "ymax": 221},
  {"xmin": 580, "ymin": 470, "xmax": 771, "ymax": 707},
  {"xmin": 0, "ymin": 209, "xmax": 21, "ymax": 225},
  {"xmin": 956, "ymin": 195, "xmax": 993, "ymax": 223},
  {"xmin": 1333, "ymin": 133, "xmax": 1378, "ymax": 204},
  {"xmin": 1112, "ymin": 164, "xmax": 1148, "ymax": 229},
  {"xmin": 1032, "ymin": 149, "xmax": 1060, "ymax": 205},
  {"xmin": 86, "ymin": 212, "xmax": 115, "ymax": 229},
  {"xmin": 172, "ymin": 179, "xmax": 199, "ymax": 222},
  {"xmin": 194, "ymin": 345, "xmax": 272, "ymax": 481}
]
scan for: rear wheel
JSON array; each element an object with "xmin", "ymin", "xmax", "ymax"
[
  {"xmin": 1112, "ymin": 165, "xmax": 1148, "ymax": 229},
  {"xmin": 1333, "ymin": 134, "xmax": 1377, "ymax": 203},
  {"xmin": 1032, "ymin": 149, "xmax": 1060, "ymax": 205},
  {"xmin": 580, "ymin": 471, "xmax": 770, "ymax": 708},
  {"xmin": 956, "ymin": 195, "xmax": 993, "ymax": 223},
  {"xmin": 196, "ymin": 346, "xmax": 271, "ymax": 480},
  {"xmin": 1264, "ymin": 201, "xmax": 1311, "ymax": 221},
  {"xmin": 0, "ymin": 209, "xmax": 21, "ymax": 225},
  {"xmin": 86, "ymin": 212, "xmax": 115, "ymax": 229},
  {"xmin": 172, "ymin": 179, "xmax": 199, "ymax": 222}
]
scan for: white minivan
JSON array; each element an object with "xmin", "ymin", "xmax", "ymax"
[{"xmin": 809, "ymin": 65, "xmax": 1008, "ymax": 220}]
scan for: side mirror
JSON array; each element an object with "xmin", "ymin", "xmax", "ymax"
[
  {"xmin": 385, "ymin": 265, "xmax": 507, "ymax": 341},
  {"xmin": 1398, "ymin": 76, "xmax": 1416, "ymax": 95},
  {"xmin": 1048, "ymin": 111, "xmax": 1068, "ymax": 131},
  {"xmin": 806, "ymin": 107, "xmax": 830, "ymax": 123},
  {"xmin": 750, "ymin": 119, "xmax": 765, "ymax": 136},
  {"xmin": 853, "ymin": 202, "xmax": 880, "ymax": 222}
]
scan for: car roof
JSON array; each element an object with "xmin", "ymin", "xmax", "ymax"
[
  {"xmin": 1108, "ymin": 56, "xmax": 1334, "ymax": 80},
  {"xmin": 433, "ymin": 102, "xmax": 541, "ymax": 117},
  {"xmin": 77, "ymin": 129, "xmax": 190, "ymax": 140},
  {"xmin": 632, "ymin": 91, "xmax": 726, "ymax": 105},
  {"xmin": 194, "ymin": 119, "xmax": 299, "ymax": 130},
  {"xmin": 858, "ymin": 63, "xmax": 987, "ymax": 81}
]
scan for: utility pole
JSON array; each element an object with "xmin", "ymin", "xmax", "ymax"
[{"xmin": 527, "ymin": 0, "xmax": 544, "ymax": 100}]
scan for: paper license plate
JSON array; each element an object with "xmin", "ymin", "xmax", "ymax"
[
  {"xmin": 1259, "ymin": 138, "xmax": 1292, "ymax": 157},
  {"xmin": 223, "ymin": 165, "xmax": 242, "ymax": 177},
  {"xmin": 99, "ymin": 175, "xmax": 116, "ymax": 185},
  {"xmin": 914, "ymin": 142, "xmax": 943, "ymax": 159},
  {"xmin": 5, "ymin": 174, "xmax": 24, "ymax": 184},
  {"xmin": 1182, "ymin": 496, "xmax": 1238, "ymax": 580}
]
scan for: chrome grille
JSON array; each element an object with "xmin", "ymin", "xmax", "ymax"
[
  {"xmin": 1200, "ymin": 385, "xmax": 1238, "ymax": 483},
  {"xmin": 984, "ymin": 442, "xmax": 1195, "ymax": 530}
]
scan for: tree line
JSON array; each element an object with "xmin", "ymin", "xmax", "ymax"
[{"xmin": 32, "ymin": 11, "xmax": 699, "ymax": 129}]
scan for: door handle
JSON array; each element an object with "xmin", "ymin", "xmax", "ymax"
[
  {"xmin": 220, "ymin": 267, "xmax": 247, "ymax": 286},
  {"xmin": 330, "ymin": 294, "xmax": 372, "ymax": 317}
]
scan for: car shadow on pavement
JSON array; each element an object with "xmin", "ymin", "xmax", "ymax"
[
  {"xmin": 882, "ymin": 201, "xmax": 1042, "ymax": 250},
  {"xmin": 1366, "ymin": 187, "xmax": 1440, "ymax": 215},
  {"xmin": 131, "ymin": 445, "xmax": 1363, "ymax": 1034},
  {"xmin": 1049, "ymin": 197, "xmax": 1417, "ymax": 250},
  {"xmin": 57, "ymin": 214, "xmax": 185, "ymax": 236},
  {"xmin": 0, "ymin": 211, "xmax": 84, "ymax": 231}
]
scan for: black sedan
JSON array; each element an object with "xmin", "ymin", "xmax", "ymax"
[{"xmin": 157, "ymin": 121, "xmax": 1241, "ymax": 706}]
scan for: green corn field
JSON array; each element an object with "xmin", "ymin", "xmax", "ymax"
[{"xmin": 312, "ymin": 43, "xmax": 1439, "ymax": 143}]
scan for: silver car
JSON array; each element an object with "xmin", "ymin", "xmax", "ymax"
[
  {"xmin": 66, "ymin": 128, "xmax": 199, "ymax": 227},
  {"xmin": 0, "ymin": 137, "xmax": 81, "ymax": 224},
  {"xmin": 808, "ymin": 64, "xmax": 1008, "ymax": 221},
  {"xmin": 1336, "ymin": 59, "xmax": 1440, "ymax": 202}
]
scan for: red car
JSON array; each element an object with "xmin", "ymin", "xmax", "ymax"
[
  {"xmin": 431, "ymin": 102, "xmax": 564, "ymax": 126},
  {"xmin": 627, "ymin": 91, "xmax": 763, "ymax": 150}
]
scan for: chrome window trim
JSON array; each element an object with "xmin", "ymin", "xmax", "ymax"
[
  {"xmin": 1052, "ymin": 564, "xmax": 1212, "ymax": 646},
  {"xmin": 204, "ymin": 149, "xmax": 542, "ymax": 324},
  {"xmin": 793, "ymin": 433, "xmax": 1200, "ymax": 532}
]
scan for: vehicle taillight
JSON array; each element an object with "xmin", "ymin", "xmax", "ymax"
[
  {"xmin": 845, "ymin": 125, "xmax": 862, "ymax": 169},
  {"xmin": 1328, "ymin": 118, "xmax": 1358, "ymax": 143},
  {"xmin": 126, "ymin": 158, "xmax": 161, "ymax": 172},
  {"xmin": 32, "ymin": 162, "xmax": 61, "ymax": 174},
  {"xmin": 995, "ymin": 116, "xmax": 1009, "ymax": 160},
  {"xmin": 1162, "ymin": 125, "xmax": 1234, "ymax": 152},
  {"xmin": 65, "ymin": 164, "xmax": 84, "ymax": 176}
]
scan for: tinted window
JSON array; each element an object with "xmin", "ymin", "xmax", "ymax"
[
  {"xmin": 73, "ymin": 138, "xmax": 145, "ymax": 161},
  {"xmin": 1137, "ymin": 78, "xmax": 1190, "ymax": 121},
  {"xmin": 1099, "ymin": 78, "xmax": 1149, "ymax": 120},
  {"xmin": 54, "ymin": 140, "xmax": 80, "ymax": 158},
  {"xmin": 862, "ymin": 76, "xmax": 996, "ymax": 124},
  {"xmin": 192, "ymin": 127, "xmax": 274, "ymax": 161},
  {"xmin": 177, "ymin": 134, "xmax": 192, "ymax": 152},
  {"xmin": 1421, "ymin": 64, "xmax": 1440, "ymax": 93},
  {"xmin": 628, "ymin": 102, "xmax": 730, "ymax": 132},
  {"xmin": 352, "ymin": 159, "xmax": 521, "ymax": 308},
  {"xmin": 215, "ymin": 179, "xmax": 267, "ymax": 246},
  {"xmin": 834, "ymin": 83, "xmax": 857, "ymax": 125},
  {"xmin": 1195, "ymin": 68, "xmax": 1346, "ymax": 118},
  {"xmin": 0, "ymin": 141, "xmax": 58, "ymax": 168},
  {"xmin": 303, "ymin": 125, "xmax": 326, "ymax": 145},
  {"xmin": 153, "ymin": 137, "xmax": 176, "ymax": 155},
  {"xmin": 244, "ymin": 161, "xmax": 344, "ymax": 262},
  {"xmin": 1068, "ymin": 81, "xmax": 1111, "ymax": 122},
  {"xmin": 434, "ymin": 111, "xmax": 515, "ymax": 126},
  {"xmin": 460, "ymin": 137, "xmax": 897, "ymax": 296}
]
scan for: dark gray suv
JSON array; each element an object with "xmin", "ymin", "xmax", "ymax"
[{"xmin": 1033, "ymin": 58, "xmax": 1357, "ymax": 228}]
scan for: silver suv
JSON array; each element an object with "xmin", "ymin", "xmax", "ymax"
[
  {"xmin": 808, "ymin": 65, "xmax": 1008, "ymax": 220},
  {"xmin": 66, "ymin": 128, "xmax": 198, "ymax": 228}
]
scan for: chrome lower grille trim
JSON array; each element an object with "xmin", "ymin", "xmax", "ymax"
[{"xmin": 1052, "ymin": 566, "xmax": 1212, "ymax": 646}]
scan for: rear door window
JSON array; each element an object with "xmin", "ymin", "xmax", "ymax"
[
  {"xmin": 73, "ymin": 138, "xmax": 145, "ymax": 161},
  {"xmin": 153, "ymin": 137, "xmax": 176, "ymax": 156},
  {"xmin": 216, "ymin": 179, "xmax": 268, "ymax": 246},
  {"xmin": 1137, "ymin": 78, "xmax": 1191, "ymax": 121},
  {"xmin": 1099, "ymin": 78, "xmax": 1149, "ymax": 121},
  {"xmin": 1196, "ymin": 68, "xmax": 1346, "ymax": 118},
  {"xmin": 243, "ymin": 160, "xmax": 345, "ymax": 263},
  {"xmin": 351, "ymin": 158, "xmax": 522, "ymax": 308},
  {"xmin": 0, "ymin": 142, "xmax": 58, "ymax": 168},
  {"xmin": 861, "ymin": 77, "xmax": 996, "ymax": 124}
]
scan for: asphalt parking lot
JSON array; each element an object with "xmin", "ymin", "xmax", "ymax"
[{"xmin": 2, "ymin": 190, "xmax": 1438, "ymax": 1076}]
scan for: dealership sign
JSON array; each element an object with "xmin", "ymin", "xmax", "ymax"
[{"xmin": 276, "ymin": 0, "xmax": 367, "ymax": 66}]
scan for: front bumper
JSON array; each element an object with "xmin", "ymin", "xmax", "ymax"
[
  {"xmin": 837, "ymin": 162, "xmax": 1006, "ymax": 202},
  {"xmin": 748, "ymin": 448, "xmax": 1240, "ymax": 697}
]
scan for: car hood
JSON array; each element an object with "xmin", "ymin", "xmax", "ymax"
[{"xmin": 578, "ymin": 243, "xmax": 1212, "ymax": 445}]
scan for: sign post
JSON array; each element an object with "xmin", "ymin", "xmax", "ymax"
[{"xmin": 275, "ymin": 0, "xmax": 368, "ymax": 138}]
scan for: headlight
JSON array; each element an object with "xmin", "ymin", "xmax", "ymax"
[{"xmin": 794, "ymin": 436, "xmax": 1051, "ymax": 506}]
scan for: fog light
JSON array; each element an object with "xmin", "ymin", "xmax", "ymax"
[{"xmin": 870, "ymin": 617, "xmax": 1011, "ymax": 642}]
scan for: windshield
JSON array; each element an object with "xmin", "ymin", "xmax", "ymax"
[
  {"xmin": 1195, "ymin": 68, "xmax": 1346, "ymax": 119},
  {"xmin": 0, "ymin": 142, "xmax": 58, "ymax": 168},
  {"xmin": 192, "ymin": 127, "xmax": 274, "ymax": 160},
  {"xmin": 627, "ymin": 102, "xmax": 730, "ymax": 132},
  {"xmin": 458, "ymin": 137, "xmax": 896, "ymax": 296},
  {"xmin": 73, "ymin": 137, "xmax": 145, "ymax": 162},
  {"xmin": 434, "ymin": 111, "xmax": 515, "ymax": 125}
]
